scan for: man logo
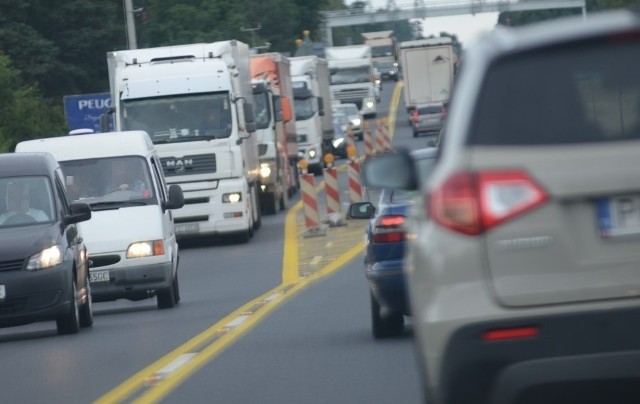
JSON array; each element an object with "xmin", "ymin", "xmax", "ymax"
[{"xmin": 166, "ymin": 159, "xmax": 193, "ymax": 172}]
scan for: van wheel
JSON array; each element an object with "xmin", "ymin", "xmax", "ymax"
[
  {"xmin": 57, "ymin": 280, "xmax": 80, "ymax": 335},
  {"xmin": 252, "ymin": 185, "xmax": 262, "ymax": 230},
  {"xmin": 157, "ymin": 278, "xmax": 177, "ymax": 309},
  {"xmin": 371, "ymin": 292, "xmax": 404, "ymax": 339}
]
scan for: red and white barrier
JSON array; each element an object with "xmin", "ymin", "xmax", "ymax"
[
  {"xmin": 348, "ymin": 159, "xmax": 363, "ymax": 204},
  {"xmin": 375, "ymin": 125, "xmax": 385, "ymax": 155},
  {"xmin": 363, "ymin": 128, "xmax": 374, "ymax": 157},
  {"xmin": 323, "ymin": 167, "xmax": 341, "ymax": 216},
  {"xmin": 300, "ymin": 173, "xmax": 320, "ymax": 233}
]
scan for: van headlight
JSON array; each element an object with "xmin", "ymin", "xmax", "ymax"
[
  {"xmin": 26, "ymin": 245, "xmax": 63, "ymax": 270},
  {"xmin": 260, "ymin": 163, "xmax": 272, "ymax": 179},
  {"xmin": 366, "ymin": 101, "xmax": 375, "ymax": 109},
  {"xmin": 127, "ymin": 240, "xmax": 165, "ymax": 258},
  {"xmin": 351, "ymin": 118, "xmax": 361, "ymax": 127},
  {"xmin": 223, "ymin": 192, "xmax": 242, "ymax": 203}
]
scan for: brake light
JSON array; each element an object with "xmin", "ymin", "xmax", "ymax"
[
  {"xmin": 411, "ymin": 110, "xmax": 419, "ymax": 123},
  {"xmin": 428, "ymin": 171, "xmax": 547, "ymax": 235},
  {"xmin": 482, "ymin": 326, "xmax": 539, "ymax": 342},
  {"xmin": 372, "ymin": 215, "xmax": 406, "ymax": 243}
]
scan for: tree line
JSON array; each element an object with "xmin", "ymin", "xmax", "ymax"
[{"xmin": 0, "ymin": 0, "xmax": 636, "ymax": 151}]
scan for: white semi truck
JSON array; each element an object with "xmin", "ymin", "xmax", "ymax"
[
  {"xmin": 250, "ymin": 52, "xmax": 297, "ymax": 214},
  {"xmin": 104, "ymin": 40, "xmax": 262, "ymax": 242},
  {"xmin": 324, "ymin": 45, "xmax": 377, "ymax": 118},
  {"xmin": 289, "ymin": 55, "xmax": 334, "ymax": 175},
  {"xmin": 399, "ymin": 37, "xmax": 456, "ymax": 114}
]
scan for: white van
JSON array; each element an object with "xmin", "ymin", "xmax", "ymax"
[{"xmin": 15, "ymin": 131, "xmax": 185, "ymax": 309}]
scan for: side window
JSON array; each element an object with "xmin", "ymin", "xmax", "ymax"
[
  {"xmin": 55, "ymin": 170, "xmax": 70, "ymax": 216},
  {"xmin": 151, "ymin": 156, "xmax": 167, "ymax": 202}
]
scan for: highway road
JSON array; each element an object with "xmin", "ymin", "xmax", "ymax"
[{"xmin": 0, "ymin": 79, "xmax": 433, "ymax": 404}]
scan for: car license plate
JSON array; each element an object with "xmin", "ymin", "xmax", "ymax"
[
  {"xmin": 597, "ymin": 196, "xmax": 640, "ymax": 238},
  {"xmin": 89, "ymin": 270, "xmax": 110, "ymax": 283},
  {"xmin": 175, "ymin": 223, "xmax": 199, "ymax": 235},
  {"xmin": 0, "ymin": 285, "xmax": 5, "ymax": 301}
]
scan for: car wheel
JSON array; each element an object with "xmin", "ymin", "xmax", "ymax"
[
  {"xmin": 57, "ymin": 279, "xmax": 80, "ymax": 335},
  {"xmin": 157, "ymin": 277, "xmax": 177, "ymax": 309},
  {"xmin": 371, "ymin": 292, "xmax": 404, "ymax": 338},
  {"xmin": 79, "ymin": 276, "xmax": 93, "ymax": 328}
]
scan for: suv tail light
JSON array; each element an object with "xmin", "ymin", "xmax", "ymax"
[
  {"xmin": 372, "ymin": 215, "xmax": 406, "ymax": 243},
  {"xmin": 428, "ymin": 171, "xmax": 547, "ymax": 235}
]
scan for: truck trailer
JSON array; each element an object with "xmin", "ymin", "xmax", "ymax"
[
  {"xmin": 105, "ymin": 40, "xmax": 262, "ymax": 243},
  {"xmin": 250, "ymin": 52, "xmax": 298, "ymax": 214},
  {"xmin": 399, "ymin": 37, "xmax": 456, "ymax": 114}
]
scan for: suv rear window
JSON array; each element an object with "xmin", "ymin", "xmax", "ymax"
[{"xmin": 470, "ymin": 36, "xmax": 640, "ymax": 145}]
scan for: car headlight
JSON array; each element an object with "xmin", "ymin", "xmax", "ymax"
[
  {"xmin": 308, "ymin": 148, "xmax": 317, "ymax": 159},
  {"xmin": 351, "ymin": 118, "xmax": 361, "ymax": 127},
  {"xmin": 27, "ymin": 245, "xmax": 63, "ymax": 270},
  {"xmin": 260, "ymin": 163, "xmax": 272, "ymax": 179},
  {"xmin": 333, "ymin": 138, "xmax": 344, "ymax": 148},
  {"xmin": 223, "ymin": 192, "xmax": 242, "ymax": 203},
  {"xmin": 126, "ymin": 240, "xmax": 165, "ymax": 258},
  {"xmin": 366, "ymin": 101, "xmax": 375, "ymax": 109}
]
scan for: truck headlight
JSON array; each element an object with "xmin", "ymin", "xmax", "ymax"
[
  {"xmin": 308, "ymin": 148, "xmax": 317, "ymax": 159},
  {"xmin": 260, "ymin": 163, "xmax": 272, "ymax": 179},
  {"xmin": 332, "ymin": 138, "xmax": 344, "ymax": 148},
  {"xmin": 127, "ymin": 240, "xmax": 165, "ymax": 258},
  {"xmin": 26, "ymin": 245, "xmax": 63, "ymax": 270},
  {"xmin": 223, "ymin": 192, "xmax": 242, "ymax": 203},
  {"xmin": 366, "ymin": 101, "xmax": 375, "ymax": 109},
  {"xmin": 351, "ymin": 118, "xmax": 361, "ymax": 127}
]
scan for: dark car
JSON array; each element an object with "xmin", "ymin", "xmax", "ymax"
[
  {"xmin": 0, "ymin": 153, "xmax": 93, "ymax": 335},
  {"xmin": 348, "ymin": 148, "xmax": 438, "ymax": 338},
  {"xmin": 375, "ymin": 60, "xmax": 399, "ymax": 81}
]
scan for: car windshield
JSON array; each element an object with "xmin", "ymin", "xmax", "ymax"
[
  {"xmin": 59, "ymin": 156, "xmax": 158, "ymax": 208},
  {"xmin": 471, "ymin": 37, "xmax": 640, "ymax": 145},
  {"xmin": 121, "ymin": 92, "xmax": 233, "ymax": 143},
  {"xmin": 0, "ymin": 176, "xmax": 55, "ymax": 227}
]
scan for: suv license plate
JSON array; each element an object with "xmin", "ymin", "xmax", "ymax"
[
  {"xmin": 90, "ymin": 271, "xmax": 110, "ymax": 283},
  {"xmin": 597, "ymin": 196, "xmax": 640, "ymax": 238}
]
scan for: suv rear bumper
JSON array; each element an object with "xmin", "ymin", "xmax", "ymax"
[{"xmin": 434, "ymin": 307, "xmax": 640, "ymax": 404}]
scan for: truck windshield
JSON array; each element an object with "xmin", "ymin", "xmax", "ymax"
[
  {"xmin": 330, "ymin": 67, "xmax": 371, "ymax": 85},
  {"xmin": 121, "ymin": 92, "xmax": 233, "ymax": 144},
  {"xmin": 293, "ymin": 96, "xmax": 315, "ymax": 121},
  {"xmin": 252, "ymin": 90, "xmax": 271, "ymax": 130},
  {"xmin": 372, "ymin": 45, "xmax": 394, "ymax": 58}
]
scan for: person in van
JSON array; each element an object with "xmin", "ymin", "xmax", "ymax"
[
  {"xmin": 0, "ymin": 182, "xmax": 49, "ymax": 224},
  {"xmin": 105, "ymin": 158, "xmax": 151, "ymax": 197}
]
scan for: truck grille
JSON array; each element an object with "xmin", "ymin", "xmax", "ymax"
[
  {"xmin": 160, "ymin": 154, "xmax": 216, "ymax": 177},
  {"xmin": 332, "ymin": 88, "xmax": 369, "ymax": 103}
]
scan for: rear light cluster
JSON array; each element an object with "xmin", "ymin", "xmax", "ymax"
[
  {"xmin": 372, "ymin": 215, "xmax": 406, "ymax": 243},
  {"xmin": 428, "ymin": 170, "xmax": 547, "ymax": 235},
  {"xmin": 410, "ymin": 106, "xmax": 447, "ymax": 123}
]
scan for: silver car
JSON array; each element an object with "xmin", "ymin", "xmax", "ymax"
[
  {"xmin": 410, "ymin": 102, "xmax": 445, "ymax": 137},
  {"xmin": 333, "ymin": 103, "xmax": 364, "ymax": 140},
  {"xmin": 362, "ymin": 9, "xmax": 640, "ymax": 404}
]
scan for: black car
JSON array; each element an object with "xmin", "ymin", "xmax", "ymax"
[{"xmin": 0, "ymin": 152, "xmax": 93, "ymax": 335}]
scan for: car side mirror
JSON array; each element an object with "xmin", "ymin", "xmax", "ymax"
[
  {"xmin": 164, "ymin": 185, "xmax": 185, "ymax": 210},
  {"xmin": 348, "ymin": 202, "xmax": 376, "ymax": 219},
  {"xmin": 361, "ymin": 150, "xmax": 419, "ymax": 191},
  {"xmin": 65, "ymin": 202, "xmax": 92, "ymax": 225}
]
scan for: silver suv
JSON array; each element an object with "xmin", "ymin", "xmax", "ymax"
[{"xmin": 362, "ymin": 9, "xmax": 640, "ymax": 404}]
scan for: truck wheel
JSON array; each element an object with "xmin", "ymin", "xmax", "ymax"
[
  {"xmin": 252, "ymin": 185, "xmax": 262, "ymax": 230},
  {"xmin": 280, "ymin": 187, "xmax": 288, "ymax": 212}
]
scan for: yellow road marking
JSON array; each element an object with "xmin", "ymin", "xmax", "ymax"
[{"xmin": 95, "ymin": 80, "xmax": 404, "ymax": 404}]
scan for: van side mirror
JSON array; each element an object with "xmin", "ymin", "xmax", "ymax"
[
  {"xmin": 164, "ymin": 185, "xmax": 185, "ymax": 210},
  {"xmin": 317, "ymin": 96, "xmax": 325, "ymax": 117}
]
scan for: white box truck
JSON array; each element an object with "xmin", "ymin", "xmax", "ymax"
[
  {"xmin": 104, "ymin": 40, "xmax": 262, "ymax": 243},
  {"xmin": 400, "ymin": 37, "xmax": 456, "ymax": 114},
  {"xmin": 325, "ymin": 45, "xmax": 378, "ymax": 118},
  {"xmin": 290, "ymin": 55, "xmax": 334, "ymax": 175}
]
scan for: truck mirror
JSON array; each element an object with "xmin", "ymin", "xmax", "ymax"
[
  {"xmin": 100, "ymin": 107, "xmax": 114, "ymax": 133},
  {"xmin": 243, "ymin": 103, "xmax": 255, "ymax": 124},
  {"xmin": 273, "ymin": 95, "xmax": 283, "ymax": 122},
  {"xmin": 281, "ymin": 97, "xmax": 293, "ymax": 123},
  {"xmin": 317, "ymin": 96, "xmax": 325, "ymax": 117}
]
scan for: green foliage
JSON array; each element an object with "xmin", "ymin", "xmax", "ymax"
[{"xmin": 0, "ymin": 54, "xmax": 66, "ymax": 152}]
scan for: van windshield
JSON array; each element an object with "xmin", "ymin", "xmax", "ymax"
[
  {"xmin": 121, "ymin": 92, "xmax": 233, "ymax": 144},
  {"xmin": 60, "ymin": 156, "xmax": 158, "ymax": 208}
]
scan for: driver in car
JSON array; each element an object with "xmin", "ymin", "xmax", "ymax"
[
  {"xmin": 0, "ymin": 182, "xmax": 49, "ymax": 224},
  {"xmin": 105, "ymin": 159, "xmax": 150, "ymax": 197}
]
